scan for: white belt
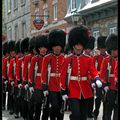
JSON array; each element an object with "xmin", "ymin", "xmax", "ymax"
[
  {"xmin": 50, "ymin": 73, "xmax": 60, "ymax": 77},
  {"xmin": 36, "ymin": 73, "xmax": 41, "ymax": 76},
  {"xmin": 109, "ymin": 74, "xmax": 114, "ymax": 77},
  {"xmin": 70, "ymin": 76, "xmax": 87, "ymax": 81}
]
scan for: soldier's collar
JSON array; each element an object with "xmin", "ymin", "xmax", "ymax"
[{"xmin": 52, "ymin": 52, "xmax": 61, "ymax": 56}]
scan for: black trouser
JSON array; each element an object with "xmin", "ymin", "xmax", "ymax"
[
  {"xmin": 28, "ymin": 89, "xmax": 43, "ymax": 120},
  {"xmin": 69, "ymin": 95, "xmax": 89, "ymax": 120},
  {"xmin": 8, "ymin": 85, "xmax": 15, "ymax": 113},
  {"xmin": 94, "ymin": 87, "xmax": 103, "ymax": 117},
  {"xmin": 41, "ymin": 95, "xmax": 50, "ymax": 120},
  {"xmin": 2, "ymin": 84, "xmax": 6, "ymax": 109},
  {"xmin": 22, "ymin": 88, "xmax": 29, "ymax": 120},
  {"xmin": 49, "ymin": 91, "xmax": 64, "ymax": 120},
  {"xmin": 87, "ymin": 96, "xmax": 94, "ymax": 117},
  {"xmin": 14, "ymin": 87, "xmax": 22, "ymax": 116},
  {"xmin": 105, "ymin": 90, "xmax": 118, "ymax": 120}
]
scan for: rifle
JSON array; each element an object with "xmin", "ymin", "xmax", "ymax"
[
  {"xmin": 43, "ymin": 58, "xmax": 51, "ymax": 107},
  {"xmin": 103, "ymin": 57, "xmax": 112, "ymax": 102}
]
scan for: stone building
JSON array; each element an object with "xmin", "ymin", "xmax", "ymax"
[
  {"xmin": 3, "ymin": 0, "xmax": 31, "ymax": 41},
  {"xmin": 64, "ymin": 0, "xmax": 117, "ymax": 48}
]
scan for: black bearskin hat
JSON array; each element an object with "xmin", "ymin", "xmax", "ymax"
[
  {"xmin": 68, "ymin": 25, "xmax": 89, "ymax": 49},
  {"xmin": 21, "ymin": 37, "xmax": 29, "ymax": 54},
  {"xmin": 49, "ymin": 29, "xmax": 66, "ymax": 49},
  {"xmin": 15, "ymin": 40, "xmax": 21, "ymax": 53},
  {"xmin": 29, "ymin": 37, "xmax": 36, "ymax": 53},
  {"xmin": 97, "ymin": 36, "xmax": 107, "ymax": 49},
  {"xmin": 2, "ymin": 41, "xmax": 8, "ymax": 55},
  {"xmin": 36, "ymin": 35, "xmax": 49, "ymax": 53},
  {"xmin": 105, "ymin": 34, "xmax": 118, "ymax": 55},
  {"xmin": 85, "ymin": 36, "xmax": 95, "ymax": 50},
  {"xmin": 8, "ymin": 40, "xmax": 15, "ymax": 52}
]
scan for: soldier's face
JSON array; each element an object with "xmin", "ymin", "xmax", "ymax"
[
  {"xmin": 111, "ymin": 50, "xmax": 118, "ymax": 57},
  {"xmin": 39, "ymin": 47, "xmax": 47, "ymax": 56},
  {"xmin": 10, "ymin": 51, "xmax": 16, "ymax": 57},
  {"xmin": 84, "ymin": 49, "xmax": 91, "ymax": 55},
  {"xmin": 52, "ymin": 46, "xmax": 62, "ymax": 55},
  {"xmin": 33, "ymin": 49, "xmax": 37, "ymax": 55},
  {"xmin": 99, "ymin": 48, "xmax": 106, "ymax": 55},
  {"xmin": 74, "ymin": 43, "xmax": 83, "ymax": 51}
]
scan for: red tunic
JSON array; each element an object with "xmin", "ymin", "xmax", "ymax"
[
  {"xmin": 93, "ymin": 54, "xmax": 108, "ymax": 75},
  {"xmin": 22, "ymin": 53, "xmax": 33, "ymax": 84},
  {"xmin": 28, "ymin": 55, "xmax": 44, "ymax": 90},
  {"xmin": 2, "ymin": 56, "xmax": 9, "ymax": 81},
  {"xmin": 41, "ymin": 53, "xmax": 64, "ymax": 92},
  {"xmin": 60, "ymin": 54, "xmax": 99, "ymax": 99},
  {"xmin": 100, "ymin": 56, "xmax": 117, "ymax": 90},
  {"xmin": 15, "ymin": 57, "xmax": 24, "ymax": 85}
]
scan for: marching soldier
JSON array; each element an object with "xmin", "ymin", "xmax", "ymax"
[
  {"xmin": 60, "ymin": 25, "xmax": 102, "ymax": 120},
  {"xmin": 28, "ymin": 35, "xmax": 49, "ymax": 120},
  {"xmin": 113, "ymin": 58, "xmax": 118, "ymax": 120},
  {"xmin": 41, "ymin": 29, "xmax": 66, "ymax": 120},
  {"xmin": 100, "ymin": 34, "xmax": 118, "ymax": 120},
  {"xmin": 93, "ymin": 36, "xmax": 108, "ymax": 120},
  {"xmin": 14, "ymin": 40, "xmax": 24, "ymax": 118},
  {"xmin": 2, "ymin": 41, "xmax": 9, "ymax": 110},
  {"xmin": 83, "ymin": 36, "xmax": 95, "ymax": 118},
  {"xmin": 21, "ymin": 37, "xmax": 32, "ymax": 120},
  {"xmin": 7, "ymin": 40, "xmax": 16, "ymax": 115}
]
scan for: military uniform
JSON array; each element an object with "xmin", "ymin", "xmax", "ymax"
[
  {"xmin": 60, "ymin": 26, "xmax": 102, "ymax": 120},
  {"xmin": 21, "ymin": 37, "xmax": 31, "ymax": 120},
  {"xmin": 7, "ymin": 41, "xmax": 16, "ymax": 114},
  {"xmin": 93, "ymin": 36, "xmax": 108, "ymax": 119},
  {"xmin": 42, "ymin": 29, "xmax": 66, "ymax": 120},
  {"xmin": 84, "ymin": 36, "xmax": 95, "ymax": 118},
  {"xmin": 2, "ymin": 41, "xmax": 9, "ymax": 110},
  {"xmin": 100, "ymin": 34, "xmax": 118, "ymax": 120}
]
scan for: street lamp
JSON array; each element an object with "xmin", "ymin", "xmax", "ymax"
[
  {"xmin": 72, "ymin": 12, "xmax": 80, "ymax": 25},
  {"xmin": 71, "ymin": 11, "xmax": 85, "ymax": 25}
]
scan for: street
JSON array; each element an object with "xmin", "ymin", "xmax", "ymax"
[{"xmin": 2, "ymin": 103, "xmax": 104, "ymax": 120}]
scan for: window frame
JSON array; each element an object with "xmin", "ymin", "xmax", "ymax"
[
  {"xmin": 7, "ymin": 0, "xmax": 11, "ymax": 14},
  {"xmin": 71, "ymin": 0, "xmax": 76, "ymax": 12}
]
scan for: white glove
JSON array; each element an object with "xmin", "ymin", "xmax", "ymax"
[
  {"xmin": 11, "ymin": 81, "xmax": 14, "ymax": 86},
  {"xmin": 24, "ymin": 84, "xmax": 29, "ymax": 90},
  {"xmin": 29, "ymin": 87, "xmax": 34, "ymax": 94},
  {"xmin": 91, "ymin": 83, "xmax": 96, "ymax": 89},
  {"xmin": 43, "ymin": 90, "xmax": 49, "ymax": 97},
  {"xmin": 62, "ymin": 95, "xmax": 68, "ymax": 101},
  {"xmin": 4, "ymin": 80, "xmax": 8, "ymax": 85},
  {"xmin": 96, "ymin": 80, "xmax": 102, "ymax": 88},
  {"xmin": 104, "ymin": 86, "xmax": 109, "ymax": 93},
  {"xmin": 18, "ymin": 84, "xmax": 22, "ymax": 89}
]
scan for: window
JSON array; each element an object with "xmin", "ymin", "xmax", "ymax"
[
  {"xmin": 8, "ymin": 27, "xmax": 12, "ymax": 40},
  {"xmin": 109, "ymin": 27, "xmax": 117, "ymax": 34},
  {"xmin": 21, "ymin": 0, "xmax": 26, "ymax": 6},
  {"xmin": 43, "ymin": 8, "xmax": 48, "ymax": 25},
  {"xmin": 93, "ymin": 31, "xmax": 100, "ymax": 48},
  {"xmin": 53, "ymin": 3, "xmax": 58, "ymax": 21},
  {"xmin": 71, "ymin": 0, "xmax": 76, "ymax": 11},
  {"xmin": 22, "ymin": 22, "xmax": 26, "ymax": 38},
  {"xmin": 14, "ymin": 0, "xmax": 18, "ymax": 9},
  {"xmin": 15, "ymin": 25, "xmax": 18, "ymax": 41},
  {"xmin": 7, "ymin": 0, "xmax": 11, "ymax": 13}
]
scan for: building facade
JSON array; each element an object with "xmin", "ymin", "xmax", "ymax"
[
  {"xmin": 30, "ymin": 0, "xmax": 68, "ymax": 40},
  {"xmin": 64, "ymin": 0, "xmax": 117, "ymax": 48},
  {"xmin": 3, "ymin": 0, "xmax": 31, "ymax": 41}
]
